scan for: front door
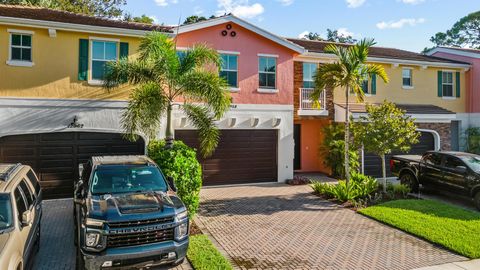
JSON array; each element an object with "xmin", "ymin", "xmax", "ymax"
[{"xmin": 294, "ymin": 124, "xmax": 301, "ymax": 170}]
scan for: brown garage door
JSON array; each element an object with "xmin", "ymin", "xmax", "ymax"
[
  {"xmin": 0, "ymin": 132, "xmax": 145, "ymax": 199},
  {"xmin": 364, "ymin": 131, "xmax": 435, "ymax": 178},
  {"xmin": 176, "ymin": 129, "xmax": 278, "ymax": 185}
]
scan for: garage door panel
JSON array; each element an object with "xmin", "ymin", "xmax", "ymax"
[
  {"xmin": 176, "ymin": 129, "xmax": 277, "ymax": 185},
  {"xmin": 0, "ymin": 132, "xmax": 145, "ymax": 199},
  {"xmin": 364, "ymin": 132, "xmax": 435, "ymax": 178}
]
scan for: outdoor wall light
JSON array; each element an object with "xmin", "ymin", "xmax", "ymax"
[
  {"xmin": 272, "ymin": 117, "xmax": 281, "ymax": 127},
  {"xmin": 228, "ymin": 117, "xmax": 237, "ymax": 127},
  {"xmin": 251, "ymin": 117, "xmax": 259, "ymax": 127}
]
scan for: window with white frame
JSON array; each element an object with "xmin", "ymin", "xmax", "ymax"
[
  {"xmin": 259, "ymin": 56, "xmax": 276, "ymax": 89},
  {"xmin": 402, "ymin": 68, "xmax": 412, "ymax": 87},
  {"xmin": 220, "ymin": 54, "xmax": 238, "ymax": 88},
  {"xmin": 442, "ymin": 71, "xmax": 454, "ymax": 97},
  {"xmin": 91, "ymin": 40, "xmax": 118, "ymax": 81},
  {"xmin": 303, "ymin": 62, "xmax": 317, "ymax": 88},
  {"xmin": 10, "ymin": 33, "xmax": 32, "ymax": 62}
]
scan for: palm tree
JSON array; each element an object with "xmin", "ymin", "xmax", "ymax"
[
  {"xmin": 104, "ymin": 32, "xmax": 231, "ymax": 157},
  {"xmin": 312, "ymin": 38, "xmax": 389, "ymax": 183}
]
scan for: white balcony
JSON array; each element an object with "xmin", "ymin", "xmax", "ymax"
[{"xmin": 297, "ymin": 88, "xmax": 328, "ymax": 116}]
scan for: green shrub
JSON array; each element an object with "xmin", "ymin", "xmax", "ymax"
[
  {"xmin": 311, "ymin": 173, "xmax": 379, "ymax": 203},
  {"xmin": 148, "ymin": 140, "xmax": 202, "ymax": 218},
  {"xmin": 187, "ymin": 235, "xmax": 234, "ymax": 270},
  {"xmin": 386, "ymin": 183, "xmax": 411, "ymax": 199},
  {"xmin": 319, "ymin": 124, "xmax": 360, "ymax": 178}
]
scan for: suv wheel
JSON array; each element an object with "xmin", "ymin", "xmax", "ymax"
[
  {"xmin": 400, "ymin": 172, "xmax": 419, "ymax": 193},
  {"xmin": 474, "ymin": 192, "xmax": 480, "ymax": 211}
]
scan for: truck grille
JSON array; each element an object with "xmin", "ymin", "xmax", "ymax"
[
  {"xmin": 107, "ymin": 217, "xmax": 174, "ymax": 228},
  {"xmin": 107, "ymin": 228, "xmax": 174, "ymax": 248}
]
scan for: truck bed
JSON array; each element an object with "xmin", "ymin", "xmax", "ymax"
[{"xmin": 391, "ymin": 155, "xmax": 422, "ymax": 162}]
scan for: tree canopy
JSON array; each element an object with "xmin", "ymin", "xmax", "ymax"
[
  {"xmin": 1, "ymin": 0, "xmax": 127, "ymax": 18},
  {"xmin": 302, "ymin": 29, "xmax": 357, "ymax": 44},
  {"xmin": 124, "ymin": 13, "xmax": 154, "ymax": 24},
  {"xmin": 182, "ymin": 15, "xmax": 216, "ymax": 25},
  {"xmin": 428, "ymin": 10, "xmax": 480, "ymax": 49}
]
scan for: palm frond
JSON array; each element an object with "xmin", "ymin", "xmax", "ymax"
[
  {"xmin": 122, "ymin": 82, "xmax": 168, "ymax": 141},
  {"xmin": 178, "ymin": 44, "xmax": 222, "ymax": 75},
  {"xmin": 365, "ymin": 64, "xmax": 389, "ymax": 83},
  {"xmin": 182, "ymin": 104, "xmax": 220, "ymax": 158},
  {"xmin": 350, "ymin": 38, "xmax": 376, "ymax": 63},
  {"xmin": 103, "ymin": 58, "xmax": 159, "ymax": 90},
  {"xmin": 179, "ymin": 70, "xmax": 231, "ymax": 118}
]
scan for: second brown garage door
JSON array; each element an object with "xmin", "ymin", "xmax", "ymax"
[{"xmin": 176, "ymin": 129, "xmax": 278, "ymax": 185}]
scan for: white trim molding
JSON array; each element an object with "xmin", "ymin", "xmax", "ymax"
[
  {"xmin": 258, "ymin": 53, "xmax": 279, "ymax": 58},
  {"xmin": 257, "ymin": 88, "xmax": 279, "ymax": 94},
  {"xmin": 7, "ymin": 28, "xmax": 34, "ymax": 34},
  {"xmin": 229, "ymin": 87, "xmax": 241, "ymax": 93},
  {"xmin": 88, "ymin": 36, "xmax": 120, "ymax": 42},
  {"xmin": 178, "ymin": 15, "xmax": 305, "ymax": 54},
  {"xmin": 218, "ymin": 50, "xmax": 240, "ymax": 55},
  {"xmin": 417, "ymin": 128, "xmax": 441, "ymax": 151},
  {"xmin": 6, "ymin": 60, "xmax": 34, "ymax": 67}
]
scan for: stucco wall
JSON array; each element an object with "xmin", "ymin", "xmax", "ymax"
[
  {"xmin": 177, "ymin": 22, "xmax": 295, "ymax": 105},
  {"xmin": 431, "ymin": 51, "xmax": 479, "ymax": 113},
  {"xmin": 0, "ymin": 25, "xmax": 141, "ymax": 100},
  {"xmin": 333, "ymin": 63, "xmax": 467, "ymax": 113}
]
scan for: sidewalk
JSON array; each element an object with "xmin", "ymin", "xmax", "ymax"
[{"xmin": 414, "ymin": 259, "xmax": 480, "ymax": 270}]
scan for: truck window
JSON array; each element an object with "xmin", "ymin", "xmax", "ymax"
[
  {"xmin": 14, "ymin": 188, "xmax": 27, "ymax": 223},
  {"xmin": 424, "ymin": 153, "xmax": 442, "ymax": 166},
  {"xmin": 26, "ymin": 170, "xmax": 41, "ymax": 195},
  {"xmin": 0, "ymin": 194, "xmax": 13, "ymax": 230},
  {"xmin": 444, "ymin": 156, "xmax": 464, "ymax": 169},
  {"xmin": 19, "ymin": 180, "xmax": 34, "ymax": 207}
]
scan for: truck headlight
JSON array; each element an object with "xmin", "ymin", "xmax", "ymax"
[
  {"xmin": 175, "ymin": 222, "xmax": 188, "ymax": 240},
  {"xmin": 176, "ymin": 211, "xmax": 188, "ymax": 221},
  {"xmin": 85, "ymin": 232, "xmax": 100, "ymax": 247}
]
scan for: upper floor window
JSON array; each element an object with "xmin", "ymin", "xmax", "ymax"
[
  {"xmin": 402, "ymin": 68, "xmax": 413, "ymax": 88},
  {"xmin": 442, "ymin": 71, "xmax": 454, "ymax": 97},
  {"xmin": 361, "ymin": 79, "xmax": 370, "ymax": 94},
  {"xmin": 303, "ymin": 62, "xmax": 317, "ymax": 88},
  {"xmin": 8, "ymin": 31, "xmax": 34, "ymax": 67},
  {"xmin": 91, "ymin": 40, "xmax": 118, "ymax": 81},
  {"xmin": 220, "ymin": 54, "xmax": 238, "ymax": 88},
  {"xmin": 259, "ymin": 56, "xmax": 276, "ymax": 89}
]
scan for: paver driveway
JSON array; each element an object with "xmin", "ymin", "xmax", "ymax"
[
  {"xmin": 32, "ymin": 199, "xmax": 192, "ymax": 270},
  {"xmin": 196, "ymin": 183, "xmax": 467, "ymax": 270}
]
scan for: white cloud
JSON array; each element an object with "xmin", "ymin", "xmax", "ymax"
[
  {"xmin": 149, "ymin": 15, "xmax": 160, "ymax": 24},
  {"xmin": 337, "ymin": 28, "xmax": 354, "ymax": 37},
  {"xmin": 346, "ymin": 0, "xmax": 366, "ymax": 8},
  {"xmin": 399, "ymin": 0, "xmax": 425, "ymax": 4},
  {"xmin": 298, "ymin": 30, "xmax": 309, "ymax": 38},
  {"xmin": 154, "ymin": 0, "xmax": 178, "ymax": 6},
  {"xmin": 277, "ymin": 0, "xmax": 294, "ymax": 6},
  {"xmin": 376, "ymin": 18, "xmax": 426, "ymax": 29},
  {"xmin": 216, "ymin": 0, "xmax": 265, "ymax": 19}
]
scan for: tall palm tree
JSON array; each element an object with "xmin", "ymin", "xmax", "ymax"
[
  {"xmin": 312, "ymin": 38, "xmax": 389, "ymax": 183},
  {"xmin": 104, "ymin": 32, "xmax": 231, "ymax": 157}
]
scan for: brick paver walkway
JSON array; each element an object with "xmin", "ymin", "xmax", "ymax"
[
  {"xmin": 196, "ymin": 183, "xmax": 467, "ymax": 270},
  {"xmin": 32, "ymin": 199, "xmax": 192, "ymax": 270}
]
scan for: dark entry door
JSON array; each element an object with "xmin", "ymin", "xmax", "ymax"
[
  {"xmin": 294, "ymin": 124, "xmax": 301, "ymax": 170},
  {"xmin": 176, "ymin": 129, "xmax": 278, "ymax": 186},
  {"xmin": 0, "ymin": 132, "xmax": 145, "ymax": 199}
]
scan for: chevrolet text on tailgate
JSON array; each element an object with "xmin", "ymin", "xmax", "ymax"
[{"xmin": 73, "ymin": 156, "xmax": 188, "ymax": 270}]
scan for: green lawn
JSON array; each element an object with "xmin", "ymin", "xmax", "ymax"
[
  {"xmin": 187, "ymin": 235, "xmax": 234, "ymax": 270},
  {"xmin": 359, "ymin": 199, "xmax": 480, "ymax": 258}
]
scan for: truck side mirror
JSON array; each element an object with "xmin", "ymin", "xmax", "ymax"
[
  {"xmin": 167, "ymin": 176, "xmax": 177, "ymax": 192},
  {"xmin": 21, "ymin": 209, "xmax": 33, "ymax": 227},
  {"xmin": 78, "ymin": 163, "xmax": 84, "ymax": 179},
  {"xmin": 455, "ymin": 166, "xmax": 467, "ymax": 174}
]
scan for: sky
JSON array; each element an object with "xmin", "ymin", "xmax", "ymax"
[{"xmin": 124, "ymin": 0, "xmax": 479, "ymax": 53}]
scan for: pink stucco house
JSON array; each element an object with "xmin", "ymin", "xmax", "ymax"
[{"xmin": 173, "ymin": 15, "xmax": 305, "ymax": 185}]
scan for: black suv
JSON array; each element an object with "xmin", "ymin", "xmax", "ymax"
[{"xmin": 73, "ymin": 156, "xmax": 188, "ymax": 270}]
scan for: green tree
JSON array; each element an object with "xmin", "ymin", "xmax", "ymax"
[
  {"xmin": 1, "ymin": 0, "xmax": 127, "ymax": 18},
  {"xmin": 183, "ymin": 15, "xmax": 207, "ymax": 25},
  {"xmin": 302, "ymin": 29, "xmax": 357, "ymax": 44},
  {"xmin": 428, "ymin": 10, "xmax": 480, "ymax": 49},
  {"xmin": 124, "ymin": 13, "xmax": 154, "ymax": 24},
  {"xmin": 313, "ymin": 38, "xmax": 388, "ymax": 184},
  {"xmin": 104, "ymin": 32, "xmax": 231, "ymax": 157},
  {"xmin": 352, "ymin": 101, "xmax": 420, "ymax": 191},
  {"xmin": 320, "ymin": 123, "xmax": 359, "ymax": 178}
]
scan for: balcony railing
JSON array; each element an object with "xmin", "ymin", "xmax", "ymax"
[{"xmin": 298, "ymin": 88, "xmax": 327, "ymax": 116}]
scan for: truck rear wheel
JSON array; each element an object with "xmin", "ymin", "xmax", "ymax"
[
  {"xmin": 474, "ymin": 192, "xmax": 480, "ymax": 211},
  {"xmin": 400, "ymin": 172, "xmax": 419, "ymax": 193}
]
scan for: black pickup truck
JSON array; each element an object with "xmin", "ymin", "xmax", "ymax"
[
  {"xmin": 73, "ymin": 155, "xmax": 189, "ymax": 270},
  {"xmin": 390, "ymin": 151, "xmax": 480, "ymax": 209}
]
